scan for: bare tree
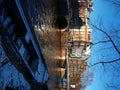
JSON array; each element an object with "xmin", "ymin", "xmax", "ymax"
[
  {"xmin": 105, "ymin": 0, "xmax": 120, "ymax": 7},
  {"xmin": 82, "ymin": 0, "xmax": 120, "ymax": 90},
  {"xmin": 81, "ymin": 70, "xmax": 93, "ymax": 90},
  {"xmin": 88, "ymin": 18, "xmax": 120, "ymax": 67}
]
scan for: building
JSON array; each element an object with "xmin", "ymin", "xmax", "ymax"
[
  {"xmin": 69, "ymin": 60, "xmax": 87, "ymax": 89},
  {"xmin": 0, "ymin": 0, "xmax": 49, "ymax": 89},
  {"xmin": 66, "ymin": 0, "xmax": 92, "ymax": 90}
]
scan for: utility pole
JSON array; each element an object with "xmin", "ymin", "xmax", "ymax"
[{"xmin": 66, "ymin": 47, "xmax": 69, "ymax": 90}]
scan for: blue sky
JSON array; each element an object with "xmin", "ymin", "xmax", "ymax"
[{"xmin": 84, "ymin": 0, "xmax": 120, "ymax": 90}]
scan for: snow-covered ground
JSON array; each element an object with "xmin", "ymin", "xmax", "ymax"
[{"xmin": 82, "ymin": 0, "xmax": 120, "ymax": 90}]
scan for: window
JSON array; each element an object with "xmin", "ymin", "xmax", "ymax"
[
  {"xmin": 27, "ymin": 40, "xmax": 39, "ymax": 73},
  {"xmin": 15, "ymin": 38, "xmax": 22, "ymax": 49}
]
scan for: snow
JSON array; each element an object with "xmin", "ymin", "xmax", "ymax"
[
  {"xmin": 0, "ymin": 40, "xmax": 30, "ymax": 90},
  {"xmin": 85, "ymin": 45, "xmax": 90, "ymax": 55},
  {"xmin": 35, "ymin": 59, "xmax": 49, "ymax": 83},
  {"xmin": 0, "ymin": 62, "xmax": 30, "ymax": 90},
  {"xmin": 82, "ymin": 0, "xmax": 120, "ymax": 90},
  {"xmin": 3, "ymin": 16, "xmax": 11, "ymax": 28}
]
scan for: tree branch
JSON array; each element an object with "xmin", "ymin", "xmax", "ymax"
[
  {"xmin": 88, "ymin": 57, "xmax": 120, "ymax": 68},
  {"xmin": 106, "ymin": 0, "xmax": 120, "ymax": 7},
  {"xmin": 92, "ymin": 40, "xmax": 111, "ymax": 46},
  {"xmin": 89, "ymin": 20, "xmax": 120, "ymax": 55}
]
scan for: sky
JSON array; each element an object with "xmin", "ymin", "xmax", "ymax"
[{"xmin": 84, "ymin": 0, "xmax": 120, "ymax": 90}]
